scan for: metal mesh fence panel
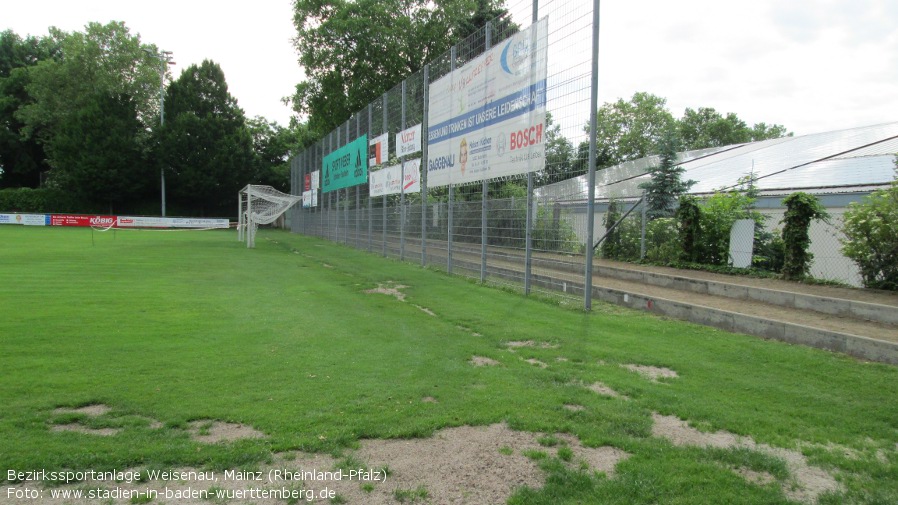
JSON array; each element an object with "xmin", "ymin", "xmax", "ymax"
[{"xmin": 292, "ymin": 0, "xmax": 603, "ymax": 304}]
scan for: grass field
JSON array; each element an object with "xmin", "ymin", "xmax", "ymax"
[{"xmin": 1, "ymin": 226, "xmax": 897, "ymax": 504}]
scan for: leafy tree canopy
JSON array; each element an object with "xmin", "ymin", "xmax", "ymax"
[{"xmin": 290, "ymin": 0, "xmax": 509, "ymax": 138}]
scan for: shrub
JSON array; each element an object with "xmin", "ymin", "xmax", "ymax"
[
  {"xmin": 781, "ymin": 192, "xmax": 830, "ymax": 280},
  {"xmin": 841, "ymin": 184, "xmax": 898, "ymax": 290},
  {"xmin": 676, "ymin": 195, "xmax": 701, "ymax": 262},
  {"xmin": 698, "ymin": 191, "xmax": 758, "ymax": 265}
]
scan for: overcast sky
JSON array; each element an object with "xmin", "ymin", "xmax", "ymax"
[{"xmin": 5, "ymin": 0, "xmax": 897, "ymax": 136}]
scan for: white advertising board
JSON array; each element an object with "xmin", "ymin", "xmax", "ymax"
[
  {"xmin": 369, "ymin": 159, "xmax": 421, "ymax": 198},
  {"xmin": 368, "ymin": 133, "xmax": 389, "ymax": 166},
  {"xmin": 426, "ymin": 18, "xmax": 548, "ymax": 187},
  {"xmin": 117, "ymin": 216, "xmax": 229, "ymax": 228},
  {"xmin": 396, "ymin": 124, "xmax": 422, "ymax": 157}
]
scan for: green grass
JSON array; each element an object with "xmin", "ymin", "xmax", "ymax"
[{"xmin": 1, "ymin": 226, "xmax": 897, "ymax": 504}]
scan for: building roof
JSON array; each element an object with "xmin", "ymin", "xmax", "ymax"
[{"xmin": 537, "ymin": 122, "xmax": 898, "ymax": 202}]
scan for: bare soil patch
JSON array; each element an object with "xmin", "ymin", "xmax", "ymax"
[
  {"xmin": 563, "ymin": 404, "xmax": 586, "ymax": 412},
  {"xmin": 505, "ymin": 340, "xmax": 558, "ymax": 349},
  {"xmin": 53, "ymin": 404, "xmax": 111, "ymax": 417},
  {"xmin": 187, "ymin": 420, "xmax": 266, "ymax": 444},
  {"xmin": 586, "ymin": 382, "xmax": 626, "ymax": 399},
  {"xmin": 622, "ymin": 364, "xmax": 679, "ymax": 382},
  {"xmin": 470, "ymin": 356, "xmax": 500, "ymax": 367},
  {"xmin": 414, "ymin": 304, "xmax": 436, "ymax": 316},
  {"xmin": 50, "ymin": 423, "xmax": 120, "ymax": 437},
  {"xmin": 364, "ymin": 282, "xmax": 409, "ymax": 301},
  {"xmin": 525, "ymin": 358, "xmax": 548, "ymax": 368},
  {"xmin": 14, "ymin": 424, "xmax": 629, "ymax": 505},
  {"xmin": 421, "ymin": 396, "xmax": 438, "ymax": 403},
  {"xmin": 651, "ymin": 412, "xmax": 839, "ymax": 503}
]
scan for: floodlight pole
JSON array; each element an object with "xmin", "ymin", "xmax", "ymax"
[{"xmin": 144, "ymin": 49, "xmax": 175, "ymax": 217}]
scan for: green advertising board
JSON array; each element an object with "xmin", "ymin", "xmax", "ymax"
[{"xmin": 322, "ymin": 135, "xmax": 368, "ymax": 193}]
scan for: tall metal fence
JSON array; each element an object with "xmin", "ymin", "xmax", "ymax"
[
  {"xmin": 287, "ymin": 0, "xmax": 870, "ymax": 300},
  {"xmin": 290, "ymin": 0, "xmax": 603, "ymax": 307}
]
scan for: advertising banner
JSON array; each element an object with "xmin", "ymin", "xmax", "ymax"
[
  {"xmin": 0, "ymin": 214, "xmax": 48, "ymax": 225},
  {"xmin": 304, "ymin": 173, "xmax": 311, "ymax": 192},
  {"xmin": 311, "ymin": 170, "xmax": 320, "ymax": 190},
  {"xmin": 322, "ymin": 135, "xmax": 368, "ymax": 193},
  {"xmin": 116, "ymin": 216, "xmax": 229, "ymax": 229},
  {"xmin": 50, "ymin": 214, "xmax": 116, "ymax": 227},
  {"xmin": 301, "ymin": 191, "xmax": 318, "ymax": 208},
  {"xmin": 426, "ymin": 18, "xmax": 548, "ymax": 187},
  {"xmin": 22, "ymin": 214, "xmax": 49, "ymax": 226},
  {"xmin": 368, "ymin": 133, "xmax": 389, "ymax": 166},
  {"xmin": 369, "ymin": 159, "xmax": 421, "ymax": 198},
  {"xmin": 396, "ymin": 124, "xmax": 422, "ymax": 157}
]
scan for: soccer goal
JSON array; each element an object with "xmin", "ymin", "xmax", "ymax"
[{"xmin": 238, "ymin": 185, "xmax": 303, "ymax": 248}]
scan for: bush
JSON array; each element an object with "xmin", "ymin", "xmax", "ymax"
[
  {"xmin": 643, "ymin": 218, "xmax": 679, "ymax": 263},
  {"xmin": 781, "ymin": 192, "xmax": 830, "ymax": 280},
  {"xmin": 0, "ymin": 187, "xmax": 73, "ymax": 213},
  {"xmin": 698, "ymin": 191, "xmax": 759, "ymax": 265},
  {"xmin": 841, "ymin": 184, "xmax": 898, "ymax": 290}
]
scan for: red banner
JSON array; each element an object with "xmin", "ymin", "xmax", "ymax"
[
  {"xmin": 304, "ymin": 174, "xmax": 311, "ymax": 192},
  {"xmin": 50, "ymin": 214, "xmax": 117, "ymax": 227}
]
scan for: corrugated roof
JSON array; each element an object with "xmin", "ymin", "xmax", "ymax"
[{"xmin": 537, "ymin": 122, "xmax": 898, "ymax": 202}]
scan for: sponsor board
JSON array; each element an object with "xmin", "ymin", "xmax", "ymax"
[
  {"xmin": 369, "ymin": 159, "xmax": 421, "ymax": 198},
  {"xmin": 396, "ymin": 124, "xmax": 422, "ymax": 157},
  {"xmin": 302, "ymin": 190, "xmax": 318, "ymax": 208},
  {"xmin": 117, "ymin": 216, "xmax": 229, "ymax": 228},
  {"xmin": 0, "ymin": 213, "xmax": 48, "ymax": 225},
  {"xmin": 50, "ymin": 214, "xmax": 117, "ymax": 227},
  {"xmin": 368, "ymin": 133, "xmax": 389, "ymax": 166},
  {"xmin": 311, "ymin": 170, "xmax": 320, "ymax": 190},
  {"xmin": 426, "ymin": 18, "xmax": 548, "ymax": 187},
  {"xmin": 322, "ymin": 135, "xmax": 368, "ymax": 193},
  {"xmin": 304, "ymin": 173, "xmax": 311, "ymax": 192}
]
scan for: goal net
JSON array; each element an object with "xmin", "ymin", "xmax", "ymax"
[{"xmin": 238, "ymin": 185, "xmax": 302, "ymax": 248}]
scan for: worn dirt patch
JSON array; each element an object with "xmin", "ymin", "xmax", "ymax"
[
  {"xmin": 50, "ymin": 423, "xmax": 121, "ymax": 437},
  {"xmin": 525, "ymin": 358, "xmax": 548, "ymax": 368},
  {"xmin": 53, "ymin": 404, "xmax": 111, "ymax": 417},
  {"xmin": 563, "ymin": 404, "xmax": 586, "ymax": 412},
  {"xmin": 737, "ymin": 467, "xmax": 777, "ymax": 486},
  {"xmin": 421, "ymin": 396, "xmax": 438, "ymax": 403},
  {"xmin": 364, "ymin": 283, "xmax": 409, "ymax": 301},
  {"xmin": 505, "ymin": 341, "xmax": 558, "ymax": 349},
  {"xmin": 622, "ymin": 364, "xmax": 679, "ymax": 382},
  {"xmin": 586, "ymin": 382, "xmax": 627, "ymax": 399},
  {"xmin": 414, "ymin": 304, "xmax": 436, "ymax": 316},
  {"xmin": 188, "ymin": 420, "xmax": 266, "ymax": 444},
  {"xmin": 651, "ymin": 412, "xmax": 839, "ymax": 503},
  {"xmin": 13, "ymin": 424, "xmax": 629, "ymax": 505},
  {"xmin": 470, "ymin": 356, "xmax": 500, "ymax": 367}
]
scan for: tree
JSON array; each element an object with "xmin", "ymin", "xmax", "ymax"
[
  {"xmin": 678, "ymin": 107, "xmax": 790, "ymax": 149},
  {"xmin": 0, "ymin": 30, "xmax": 59, "ymax": 188},
  {"xmin": 539, "ymin": 112, "xmax": 574, "ymax": 185},
  {"xmin": 48, "ymin": 92, "xmax": 150, "ymax": 211},
  {"xmin": 639, "ymin": 127, "xmax": 694, "ymax": 220},
  {"xmin": 290, "ymin": 0, "xmax": 511, "ymax": 138},
  {"xmin": 247, "ymin": 116, "xmax": 312, "ymax": 192},
  {"xmin": 158, "ymin": 60, "xmax": 255, "ymax": 216},
  {"xmin": 17, "ymin": 22, "xmax": 161, "ymax": 146},
  {"xmin": 588, "ymin": 92, "xmax": 676, "ymax": 168}
]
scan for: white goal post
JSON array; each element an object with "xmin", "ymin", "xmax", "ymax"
[{"xmin": 238, "ymin": 185, "xmax": 303, "ymax": 248}]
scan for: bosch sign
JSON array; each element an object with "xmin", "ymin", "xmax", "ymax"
[{"xmin": 510, "ymin": 124, "xmax": 543, "ymax": 150}]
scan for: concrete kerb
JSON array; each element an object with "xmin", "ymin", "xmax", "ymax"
[{"xmin": 595, "ymin": 264, "xmax": 897, "ymax": 327}]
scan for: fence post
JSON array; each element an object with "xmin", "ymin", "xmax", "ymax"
[
  {"xmin": 400, "ymin": 79, "xmax": 407, "ymax": 261},
  {"xmin": 447, "ymin": 45, "xmax": 456, "ymax": 275},
  {"xmin": 368, "ymin": 103, "xmax": 373, "ymax": 252},
  {"xmin": 525, "ymin": 0, "xmax": 539, "ymax": 294},
  {"xmin": 585, "ymin": 0, "xmax": 601, "ymax": 310},
  {"xmin": 481, "ymin": 22, "xmax": 491, "ymax": 284},
  {"xmin": 640, "ymin": 194, "xmax": 647, "ymax": 259},
  {"xmin": 356, "ymin": 113, "xmax": 361, "ymax": 247},
  {"xmin": 421, "ymin": 64, "xmax": 430, "ymax": 267},
  {"xmin": 382, "ymin": 93, "xmax": 388, "ymax": 258}
]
